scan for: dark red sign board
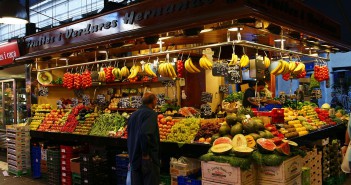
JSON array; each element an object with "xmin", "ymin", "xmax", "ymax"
[{"xmin": 0, "ymin": 41, "xmax": 20, "ymax": 66}]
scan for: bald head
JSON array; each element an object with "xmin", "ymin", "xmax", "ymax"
[{"xmin": 142, "ymin": 92, "xmax": 157, "ymax": 107}]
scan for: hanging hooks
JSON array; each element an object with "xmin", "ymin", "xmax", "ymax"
[
  {"xmin": 242, "ymin": 47, "xmax": 246, "ymax": 55},
  {"xmin": 187, "ymin": 51, "xmax": 191, "ymax": 59},
  {"xmin": 180, "ymin": 52, "xmax": 184, "ymax": 61},
  {"xmin": 279, "ymin": 52, "xmax": 283, "ymax": 59},
  {"xmin": 147, "ymin": 57, "xmax": 150, "ymax": 63},
  {"xmin": 232, "ymin": 42, "xmax": 235, "ymax": 54},
  {"xmin": 218, "ymin": 46, "xmax": 222, "ymax": 62},
  {"xmin": 264, "ymin": 51, "xmax": 267, "ymax": 57},
  {"xmin": 124, "ymin": 60, "xmax": 127, "ymax": 66}
]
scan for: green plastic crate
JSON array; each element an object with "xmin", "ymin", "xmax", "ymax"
[{"xmin": 160, "ymin": 175, "xmax": 171, "ymax": 185}]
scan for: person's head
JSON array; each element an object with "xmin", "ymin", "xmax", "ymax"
[
  {"xmin": 252, "ymin": 80, "xmax": 266, "ymax": 92},
  {"xmin": 142, "ymin": 92, "xmax": 157, "ymax": 108}
]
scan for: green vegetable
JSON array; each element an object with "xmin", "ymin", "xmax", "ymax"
[
  {"xmin": 252, "ymin": 151, "xmax": 288, "ymax": 166},
  {"xmin": 89, "ymin": 113, "xmax": 126, "ymax": 136},
  {"xmin": 200, "ymin": 153, "xmax": 214, "ymax": 162},
  {"xmin": 224, "ymin": 91, "xmax": 243, "ymax": 103}
]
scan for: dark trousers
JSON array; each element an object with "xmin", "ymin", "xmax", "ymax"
[{"xmin": 131, "ymin": 159, "xmax": 160, "ymax": 185}]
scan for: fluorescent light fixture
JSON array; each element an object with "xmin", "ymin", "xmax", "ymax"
[
  {"xmin": 200, "ymin": 28, "xmax": 213, "ymax": 33},
  {"xmin": 159, "ymin": 36, "xmax": 174, "ymax": 40},
  {"xmin": 228, "ymin": 27, "xmax": 243, "ymax": 32},
  {"xmin": 157, "ymin": 41, "xmax": 165, "ymax": 44},
  {"xmin": 122, "ymin": 43, "xmax": 134, "ymax": 47},
  {"xmin": 274, "ymin": 39, "xmax": 286, "ymax": 42},
  {"xmin": 0, "ymin": 17, "xmax": 28, "ymax": 24}
]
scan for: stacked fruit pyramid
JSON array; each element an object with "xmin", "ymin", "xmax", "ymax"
[
  {"xmin": 322, "ymin": 139, "xmax": 345, "ymax": 185},
  {"xmin": 6, "ymin": 124, "xmax": 31, "ymax": 176}
]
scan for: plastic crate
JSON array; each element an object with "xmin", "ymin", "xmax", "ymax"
[
  {"xmin": 258, "ymin": 104, "xmax": 283, "ymax": 111},
  {"xmin": 160, "ymin": 175, "xmax": 171, "ymax": 185},
  {"xmin": 177, "ymin": 176, "xmax": 201, "ymax": 185},
  {"xmin": 32, "ymin": 163, "xmax": 41, "ymax": 178},
  {"xmin": 116, "ymin": 154, "xmax": 129, "ymax": 168},
  {"xmin": 8, "ymin": 169, "xmax": 30, "ymax": 176}
]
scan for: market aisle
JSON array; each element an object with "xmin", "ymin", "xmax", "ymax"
[{"xmin": 0, "ymin": 161, "xmax": 46, "ymax": 185}]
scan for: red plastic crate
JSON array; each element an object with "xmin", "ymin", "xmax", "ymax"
[
  {"xmin": 61, "ymin": 164, "xmax": 71, "ymax": 172},
  {"xmin": 61, "ymin": 158, "xmax": 72, "ymax": 166},
  {"xmin": 61, "ymin": 153, "xmax": 75, "ymax": 160}
]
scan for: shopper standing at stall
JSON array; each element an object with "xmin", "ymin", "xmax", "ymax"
[
  {"xmin": 243, "ymin": 80, "xmax": 266, "ymax": 108},
  {"xmin": 127, "ymin": 92, "xmax": 160, "ymax": 185}
]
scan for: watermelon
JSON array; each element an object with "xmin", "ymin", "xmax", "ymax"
[
  {"xmin": 213, "ymin": 137, "xmax": 232, "ymax": 146},
  {"xmin": 276, "ymin": 142, "xmax": 291, "ymax": 156},
  {"xmin": 232, "ymin": 147, "xmax": 254, "ymax": 157},
  {"xmin": 232, "ymin": 134, "xmax": 247, "ymax": 148},
  {"xmin": 257, "ymin": 138, "xmax": 276, "ymax": 153},
  {"xmin": 211, "ymin": 143, "xmax": 233, "ymax": 155}
]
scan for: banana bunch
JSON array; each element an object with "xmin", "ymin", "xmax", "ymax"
[
  {"xmin": 184, "ymin": 58, "xmax": 200, "ymax": 73},
  {"xmin": 158, "ymin": 62, "xmax": 177, "ymax": 78},
  {"xmin": 199, "ymin": 55, "xmax": 213, "ymax": 70},
  {"xmin": 144, "ymin": 63, "xmax": 157, "ymax": 77},
  {"xmin": 240, "ymin": 54, "xmax": 250, "ymax": 68},
  {"xmin": 292, "ymin": 62, "xmax": 305, "ymax": 75},
  {"xmin": 128, "ymin": 65, "xmax": 141, "ymax": 79},
  {"xmin": 229, "ymin": 53, "xmax": 238, "ymax": 65},
  {"xmin": 270, "ymin": 60, "xmax": 290, "ymax": 75},
  {"xmin": 112, "ymin": 67, "xmax": 122, "ymax": 81},
  {"xmin": 264, "ymin": 56, "xmax": 271, "ymax": 68},
  {"xmin": 288, "ymin": 61, "xmax": 297, "ymax": 73},
  {"xmin": 98, "ymin": 68, "xmax": 106, "ymax": 82},
  {"xmin": 120, "ymin": 66, "xmax": 130, "ymax": 77}
]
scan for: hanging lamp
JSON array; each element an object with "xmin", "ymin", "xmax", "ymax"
[{"xmin": 0, "ymin": 0, "xmax": 28, "ymax": 24}]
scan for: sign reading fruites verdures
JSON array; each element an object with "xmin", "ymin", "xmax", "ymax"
[
  {"xmin": 227, "ymin": 64, "xmax": 242, "ymax": 84},
  {"xmin": 201, "ymin": 92, "xmax": 213, "ymax": 103},
  {"xmin": 0, "ymin": 41, "xmax": 20, "ymax": 66}
]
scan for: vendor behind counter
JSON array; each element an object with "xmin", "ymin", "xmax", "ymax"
[{"xmin": 243, "ymin": 80, "xmax": 280, "ymax": 108}]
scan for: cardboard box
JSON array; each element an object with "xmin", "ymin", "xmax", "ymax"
[
  {"xmin": 258, "ymin": 174, "xmax": 301, "ymax": 185},
  {"xmin": 70, "ymin": 157, "xmax": 80, "ymax": 174},
  {"xmin": 201, "ymin": 161, "xmax": 255, "ymax": 184},
  {"xmin": 202, "ymin": 180, "xmax": 255, "ymax": 185},
  {"xmin": 258, "ymin": 155, "xmax": 302, "ymax": 183}
]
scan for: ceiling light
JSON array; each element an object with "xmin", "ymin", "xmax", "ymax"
[
  {"xmin": 159, "ymin": 36, "xmax": 174, "ymax": 40},
  {"xmin": 200, "ymin": 28, "xmax": 213, "ymax": 33},
  {"xmin": 0, "ymin": 0, "xmax": 28, "ymax": 24},
  {"xmin": 274, "ymin": 39, "xmax": 286, "ymax": 42},
  {"xmin": 228, "ymin": 27, "xmax": 243, "ymax": 32}
]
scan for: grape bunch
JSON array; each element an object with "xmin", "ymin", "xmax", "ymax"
[
  {"xmin": 166, "ymin": 117, "xmax": 200, "ymax": 143},
  {"xmin": 194, "ymin": 121, "xmax": 220, "ymax": 141}
]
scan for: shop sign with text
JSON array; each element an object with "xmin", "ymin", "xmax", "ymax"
[{"xmin": 0, "ymin": 41, "xmax": 20, "ymax": 66}]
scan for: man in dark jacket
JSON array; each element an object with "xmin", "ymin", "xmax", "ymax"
[{"xmin": 127, "ymin": 92, "xmax": 160, "ymax": 185}]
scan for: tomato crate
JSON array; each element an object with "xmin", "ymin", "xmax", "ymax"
[{"xmin": 177, "ymin": 176, "xmax": 201, "ymax": 185}]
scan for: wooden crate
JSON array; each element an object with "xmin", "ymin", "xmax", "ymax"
[{"xmin": 302, "ymin": 149, "xmax": 322, "ymax": 185}]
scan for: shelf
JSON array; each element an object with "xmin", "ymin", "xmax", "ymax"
[
  {"xmin": 290, "ymin": 123, "xmax": 345, "ymax": 142},
  {"xmin": 41, "ymin": 80, "xmax": 163, "ymax": 88},
  {"xmin": 109, "ymin": 108, "xmax": 137, "ymax": 112}
]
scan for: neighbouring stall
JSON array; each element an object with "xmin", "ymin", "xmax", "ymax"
[{"xmin": 8, "ymin": 0, "xmax": 351, "ymax": 184}]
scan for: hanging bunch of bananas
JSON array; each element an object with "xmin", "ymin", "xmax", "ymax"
[
  {"xmin": 263, "ymin": 56, "xmax": 271, "ymax": 68},
  {"xmin": 288, "ymin": 61, "xmax": 297, "ymax": 73},
  {"xmin": 120, "ymin": 66, "xmax": 130, "ymax": 77},
  {"xmin": 112, "ymin": 67, "xmax": 122, "ymax": 81},
  {"xmin": 292, "ymin": 62, "xmax": 305, "ymax": 75},
  {"xmin": 98, "ymin": 68, "xmax": 106, "ymax": 82},
  {"xmin": 158, "ymin": 62, "xmax": 177, "ymax": 78},
  {"xmin": 270, "ymin": 60, "xmax": 290, "ymax": 75},
  {"xmin": 240, "ymin": 54, "xmax": 250, "ymax": 68},
  {"xmin": 184, "ymin": 58, "xmax": 200, "ymax": 73},
  {"xmin": 199, "ymin": 55, "xmax": 213, "ymax": 70},
  {"xmin": 144, "ymin": 63, "xmax": 157, "ymax": 77},
  {"xmin": 229, "ymin": 53, "xmax": 238, "ymax": 65},
  {"xmin": 128, "ymin": 65, "xmax": 142, "ymax": 79}
]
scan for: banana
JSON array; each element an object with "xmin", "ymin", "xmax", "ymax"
[
  {"xmin": 229, "ymin": 54, "xmax": 238, "ymax": 65},
  {"xmin": 185, "ymin": 58, "xmax": 200, "ymax": 73},
  {"xmin": 112, "ymin": 67, "xmax": 122, "ymax": 81},
  {"xmin": 293, "ymin": 62, "xmax": 304, "ymax": 75},
  {"xmin": 277, "ymin": 60, "xmax": 287, "ymax": 75},
  {"xmin": 98, "ymin": 69, "xmax": 106, "ymax": 81},
  {"xmin": 264, "ymin": 56, "xmax": 270, "ymax": 68},
  {"xmin": 121, "ymin": 66, "xmax": 130, "ymax": 77},
  {"xmin": 288, "ymin": 62, "xmax": 297, "ymax": 73},
  {"xmin": 145, "ymin": 63, "xmax": 157, "ymax": 77},
  {"xmin": 128, "ymin": 65, "xmax": 139, "ymax": 79},
  {"xmin": 199, "ymin": 55, "xmax": 213, "ymax": 70},
  {"xmin": 184, "ymin": 59, "xmax": 195, "ymax": 73},
  {"xmin": 240, "ymin": 54, "xmax": 249, "ymax": 68},
  {"xmin": 168, "ymin": 63, "xmax": 177, "ymax": 78},
  {"xmin": 282, "ymin": 61, "xmax": 290, "ymax": 75},
  {"xmin": 270, "ymin": 60, "xmax": 282, "ymax": 75}
]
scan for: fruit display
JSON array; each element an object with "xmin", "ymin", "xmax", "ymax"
[
  {"xmin": 112, "ymin": 67, "xmax": 122, "ymax": 81},
  {"xmin": 73, "ymin": 111, "xmax": 98, "ymax": 135},
  {"xmin": 89, "ymin": 113, "xmax": 126, "ymax": 137},
  {"xmin": 158, "ymin": 62, "xmax": 177, "ymax": 78},
  {"xmin": 104, "ymin": 66, "xmax": 115, "ymax": 82},
  {"xmin": 263, "ymin": 56, "xmax": 270, "ymax": 68},
  {"xmin": 184, "ymin": 58, "xmax": 200, "ymax": 73},
  {"xmin": 194, "ymin": 119, "xmax": 221, "ymax": 143},
  {"xmin": 63, "ymin": 72, "xmax": 74, "ymax": 89},
  {"xmin": 166, "ymin": 117, "xmax": 200, "ymax": 143},
  {"xmin": 177, "ymin": 60, "xmax": 184, "ymax": 78},
  {"xmin": 37, "ymin": 72, "xmax": 53, "ymax": 85},
  {"xmin": 36, "ymin": 109, "xmax": 67, "ymax": 132},
  {"xmin": 30, "ymin": 112, "xmax": 46, "ymax": 130},
  {"xmin": 158, "ymin": 115, "xmax": 176, "ymax": 141},
  {"xmin": 73, "ymin": 73, "xmax": 82, "ymax": 89},
  {"xmin": 240, "ymin": 54, "xmax": 249, "ymax": 68},
  {"xmin": 60, "ymin": 113, "xmax": 79, "ymax": 133},
  {"xmin": 199, "ymin": 55, "xmax": 213, "ymax": 70},
  {"xmin": 108, "ymin": 98, "xmax": 119, "ymax": 109},
  {"xmin": 120, "ymin": 66, "xmax": 130, "ymax": 78},
  {"xmin": 178, "ymin": 107, "xmax": 199, "ymax": 117},
  {"xmin": 33, "ymin": 104, "xmax": 52, "ymax": 112},
  {"xmin": 128, "ymin": 65, "xmax": 142, "ymax": 79},
  {"xmin": 314, "ymin": 64, "xmax": 329, "ymax": 82},
  {"xmin": 271, "ymin": 60, "xmax": 306, "ymax": 77},
  {"xmin": 228, "ymin": 53, "xmax": 238, "ymax": 65}
]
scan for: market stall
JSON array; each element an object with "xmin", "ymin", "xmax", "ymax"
[{"xmin": 11, "ymin": 0, "xmax": 351, "ymax": 184}]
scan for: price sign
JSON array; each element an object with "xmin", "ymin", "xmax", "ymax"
[
  {"xmin": 226, "ymin": 64, "xmax": 242, "ymax": 84},
  {"xmin": 201, "ymin": 103, "xmax": 212, "ymax": 116},
  {"xmin": 71, "ymin": 98, "xmax": 79, "ymax": 107},
  {"xmin": 201, "ymin": 92, "xmax": 213, "ymax": 103},
  {"xmin": 38, "ymin": 87, "xmax": 48, "ymax": 97},
  {"xmin": 130, "ymin": 96, "xmax": 142, "ymax": 108},
  {"xmin": 82, "ymin": 95, "xmax": 90, "ymax": 106},
  {"xmin": 156, "ymin": 94, "xmax": 166, "ymax": 106},
  {"xmin": 212, "ymin": 62, "xmax": 228, "ymax": 76},
  {"xmin": 96, "ymin": 94, "xmax": 106, "ymax": 107},
  {"xmin": 118, "ymin": 97, "xmax": 131, "ymax": 108},
  {"xmin": 219, "ymin": 85, "xmax": 229, "ymax": 94}
]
